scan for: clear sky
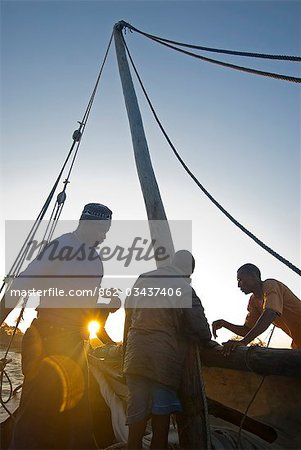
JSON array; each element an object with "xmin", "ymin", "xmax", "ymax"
[{"xmin": 1, "ymin": 1, "xmax": 300, "ymax": 346}]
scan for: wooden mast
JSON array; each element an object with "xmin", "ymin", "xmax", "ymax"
[
  {"xmin": 114, "ymin": 22, "xmax": 174, "ymax": 266},
  {"xmin": 114, "ymin": 22, "xmax": 210, "ymax": 450}
]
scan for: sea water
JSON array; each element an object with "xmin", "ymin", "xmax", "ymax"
[{"xmin": 0, "ymin": 351, "xmax": 23, "ymax": 402}]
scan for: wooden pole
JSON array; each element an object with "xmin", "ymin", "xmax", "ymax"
[
  {"xmin": 114, "ymin": 22, "xmax": 174, "ymax": 266},
  {"xmin": 114, "ymin": 22, "xmax": 209, "ymax": 450},
  {"xmin": 200, "ymin": 346, "xmax": 301, "ymax": 378}
]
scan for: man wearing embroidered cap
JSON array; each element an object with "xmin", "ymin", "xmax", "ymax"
[
  {"xmin": 76, "ymin": 203, "xmax": 113, "ymax": 248},
  {"xmin": 80, "ymin": 202, "xmax": 112, "ymax": 220},
  {"xmin": 0, "ymin": 202, "xmax": 119, "ymax": 449}
]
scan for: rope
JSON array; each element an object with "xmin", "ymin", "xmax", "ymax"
[
  {"xmin": 140, "ymin": 35, "xmax": 300, "ymax": 83},
  {"xmin": 1, "ymin": 31, "xmax": 113, "ymax": 295},
  {"xmin": 0, "ymin": 363, "xmax": 22, "ymax": 419},
  {"xmin": 3, "ymin": 138, "xmax": 79, "ymax": 284},
  {"xmin": 122, "ymin": 34, "xmax": 301, "ymax": 277},
  {"xmin": 237, "ymin": 325, "xmax": 276, "ymax": 449},
  {"xmin": 0, "ymin": 368, "xmax": 15, "ymax": 419},
  {"xmin": 0, "ymin": 370, "xmax": 13, "ymax": 404},
  {"xmin": 0, "ymin": 304, "xmax": 26, "ymax": 417},
  {"xmin": 41, "ymin": 32, "xmax": 114, "ymax": 247},
  {"xmin": 122, "ymin": 21, "xmax": 301, "ymax": 62},
  {"xmin": 2, "ymin": 301, "xmax": 27, "ymax": 361},
  {"xmin": 119, "ymin": 22, "xmax": 301, "ymax": 83},
  {"xmin": 196, "ymin": 347, "xmax": 211, "ymax": 450},
  {"xmin": 0, "ymin": 34, "xmax": 113, "ymax": 412}
]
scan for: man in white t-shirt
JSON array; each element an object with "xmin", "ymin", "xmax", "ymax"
[{"xmin": 0, "ymin": 203, "xmax": 119, "ymax": 449}]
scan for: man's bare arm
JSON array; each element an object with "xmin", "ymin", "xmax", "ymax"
[
  {"xmin": 222, "ymin": 309, "xmax": 278, "ymax": 356},
  {"xmin": 212, "ymin": 319, "xmax": 250, "ymax": 338},
  {"xmin": 240, "ymin": 309, "xmax": 277, "ymax": 345}
]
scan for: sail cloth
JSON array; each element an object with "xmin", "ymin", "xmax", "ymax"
[
  {"xmin": 88, "ymin": 346, "xmax": 282, "ymax": 450},
  {"xmin": 210, "ymin": 427, "xmax": 271, "ymax": 450},
  {"xmin": 89, "ymin": 364, "xmax": 128, "ymax": 444}
]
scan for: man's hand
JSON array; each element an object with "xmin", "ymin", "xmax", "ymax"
[
  {"xmin": 221, "ymin": 339, "xmax": 245, "ymax": 357},
  {"xmin": 212, "ymin": 319, "xmax": 225, "ymax": 339}
]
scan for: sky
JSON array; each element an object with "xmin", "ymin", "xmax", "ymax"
[{"xmin": 0, "ymin": 0, "xmax": 300, "ymax": 347}]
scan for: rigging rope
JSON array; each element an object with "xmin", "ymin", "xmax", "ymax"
[
  {"xmin": 196, "ymin": 348, "xmax": 211, "ymax": 449},
  {"xmin": 1, "ymin": 30, "xmax": 113, "ymax": 320},
  {"xmin": 138, "ymin": 35, "xmax": 300, "ymax": 83},
  {"xmin": 120, "ymin": 22, "xmax": 301, "ymax": 83},
  {"xmin": 35, "ymin": 31, "xmax": 114, "ymax": 251},
  {"xmin": 123, "ymin": 21, "xmax": 301, "ymax": 62},
  {"xmin": 122, "ymin": 34, "xmax": 301, "ymax": 276},
  {"xmin": 237, "ymin": 325, "xmax": 276, "ymax": 449},
  {"xmin": 0, "ymin": 304, "xmax": 26, "ymax": 417},
  {"xmin": 0, "ymin": 34, "xmax": 113, "ymax": 412},
  {"xmin": 1, "ymin": 31, "xmax": 113, "ymax": 293}
]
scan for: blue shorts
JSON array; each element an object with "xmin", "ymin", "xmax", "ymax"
[{"xmin": 126, "ymin": 375, "xmax": 182, "ymax": 425}]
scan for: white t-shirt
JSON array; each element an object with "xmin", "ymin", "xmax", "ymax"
[{"xmin": 8, "ymin": 232, "xmax": 104, "ymax": 327}]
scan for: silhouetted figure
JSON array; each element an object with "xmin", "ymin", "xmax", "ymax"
[
  {"xmin": 123, "ymin": 250, "xmax": 212, "ymax": 449},
  {"xmin": 1, "ymin": 203, "xmax": 120, "ymax": 449},
  {"xmin": 212, "ymin": 263, "xmax": 301, "ymax": 355}
]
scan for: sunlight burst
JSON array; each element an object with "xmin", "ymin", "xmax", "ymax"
[{"xmin": 88, "ymin": 321, "xmax": 101, "ymax": 339}]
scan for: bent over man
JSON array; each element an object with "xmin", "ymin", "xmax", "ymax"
[
  {"xmin": 212, "ymin": 263, "xmax": 301, "ymax": 355},
  {"xmin": 123, "ymin": 250, "xmax": 212, "ymax": 449}
]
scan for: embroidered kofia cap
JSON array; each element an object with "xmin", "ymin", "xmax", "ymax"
[{"xmin": 80, "ymin": 203, "xmax": 112, "ymax": 221}]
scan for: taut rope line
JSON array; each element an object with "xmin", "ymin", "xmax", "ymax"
[
  {"xmin": 123, "ymin": 22, "xmax": 301, "ymax": 62},
  {"xmin": 122, "ymin": 33, "xmax": 301, "ymax": 276},
  {"xmin": 121, "ymin": 22, "xmax": 301, "ymax": 83},
  {"xmin": 0, "ymin": 33, "xmax": 114, "ymax": 415}
]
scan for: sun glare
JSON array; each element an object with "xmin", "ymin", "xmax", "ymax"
[{"xmin": 88, "ymin": 321, "xmax": 101, "ymax": 339}]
